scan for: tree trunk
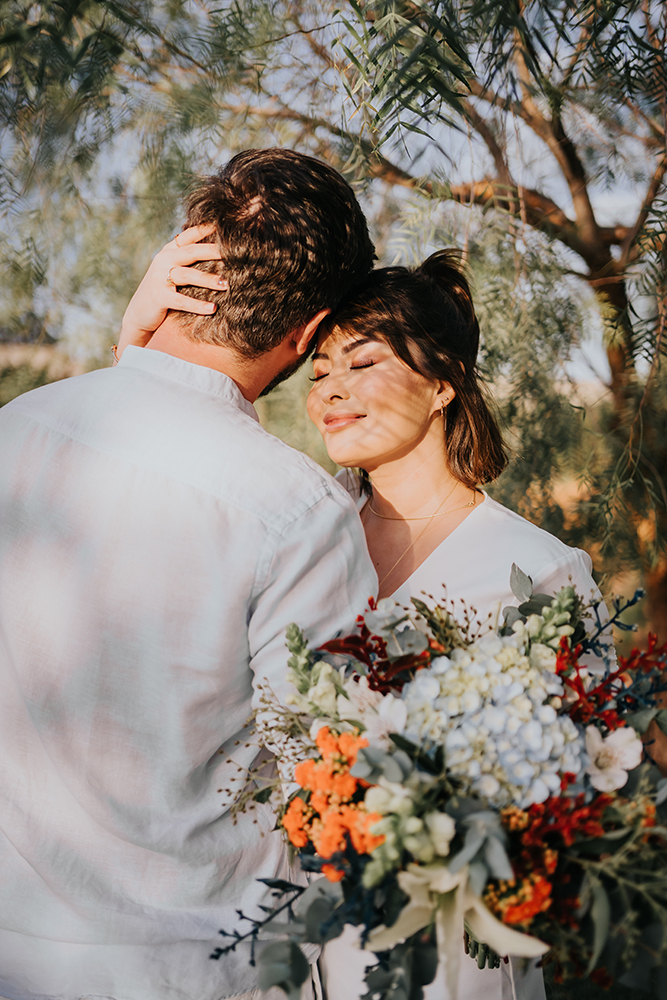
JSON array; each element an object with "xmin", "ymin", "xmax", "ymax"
[
  {"xmin": 590, "ymin": 263, "xmax": 667, "ymax": 636},
  {"xmin": 588, "ymin": 268, "xmax": 634, "ymax": 407},
  {"xmin": 644, "ymin": 560, "xmax": 667, "ymax": 641}
]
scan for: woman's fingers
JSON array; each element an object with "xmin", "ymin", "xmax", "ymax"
[
  {"xmin": 117, "ymin": 227, "xmax": 225, "ymax": 360},
  {"xmin": 171, "ymin": 224, "xmax": 217, "ymax": 247},
  {"xmin": 167, "ymin": 265, "xmax": 227, "ymax": 292},
  {"xmin": 168, "ymin": 291, "xmax": 218, "ymax": 313},
  {"xmin": 171, "ymin": 242, "xmax": 222, "ymax": 265}
]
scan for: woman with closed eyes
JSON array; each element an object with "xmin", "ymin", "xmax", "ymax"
[{"xmin": 119, "ymin": 233, "xmax": 603, "ymax": 1000}]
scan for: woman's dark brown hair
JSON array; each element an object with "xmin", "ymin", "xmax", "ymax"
[{"xmin": 320, "ymin": 249, "xmax": 507, "ymax": 489}]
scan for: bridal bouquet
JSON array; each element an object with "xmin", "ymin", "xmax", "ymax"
[{"xmin": 215, "ymin": 568, "xmax": 667, "ymax": 1000}]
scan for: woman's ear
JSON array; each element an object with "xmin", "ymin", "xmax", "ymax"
[{"xmin": 435, "ymin": 382, "xmax": 456, "ymax": 415}]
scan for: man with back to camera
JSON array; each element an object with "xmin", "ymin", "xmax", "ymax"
[{"xmin": 0, "ymin": 148, "xmax": 377, "ymax": 1000}]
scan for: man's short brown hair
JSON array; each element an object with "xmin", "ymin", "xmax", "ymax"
[{"xmin": 176, "ymin": 148, "xmax": 376, "ymax": 357}]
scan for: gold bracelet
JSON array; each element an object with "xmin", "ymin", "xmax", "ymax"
[{"xmin": 111, "ymin": 344, "xmax": 120, "ymax": 365}]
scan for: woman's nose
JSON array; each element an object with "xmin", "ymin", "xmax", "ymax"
[{"xmin": 325, "ymin": 377, "xmax": 350, "ymax": 402}]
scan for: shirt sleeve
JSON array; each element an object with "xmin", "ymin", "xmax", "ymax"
[{"xmin": 247, "ymin": 485, "xmax": 377, "ymax": 708}]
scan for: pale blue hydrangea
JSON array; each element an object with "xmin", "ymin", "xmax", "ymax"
[{"xmin": 401, "ymin": 630, "xmax": 581, "ymax": 808}]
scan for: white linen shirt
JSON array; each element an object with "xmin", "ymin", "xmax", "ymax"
[{"xmin": 0, "ymin": 346, "xmax": 377, "ymax": 1000}]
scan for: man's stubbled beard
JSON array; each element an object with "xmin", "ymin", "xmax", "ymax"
[{"xmin": 258, "ymin": 352, "xmax": 311, "ymax": 397}]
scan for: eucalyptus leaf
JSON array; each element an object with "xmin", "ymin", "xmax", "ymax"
[
  {"xmin": 502, "ymin": 606, "xmax": 523, "ymax": 629},
  {"xmin": 294, "ymin": 877, "xmax": 343, "ymax": 919},
  {"xmin": 531, "ymin": 593, "xmax": 555, "ymax": 608},
  {"xmin": 303, "ymin": 896, "xmax": 341, "ymax": 943},
  {"xmin": 351, "ymin": 746, "xmax": 413, "ymax": 784},
  {"xmin": 624, "ymin": 707, "xmax": 658, "ymax": 734},
  {"xmin": 381, "ymin": 756, "xmax": 409, "ymax": 784},
  {"xmin": 385, "ymin": 628, "xmax": 429, "ymax": 660},
  {"xmin": 256, "ymin": 940, "xmax": 310, "ymax": 997},
  {"xmin": 517, "ymin": 596, "xmax": 554, "ymax": 617},
  {"xmin": 510, "ymin": 564, "xmax": 533, "ymax": 604}
]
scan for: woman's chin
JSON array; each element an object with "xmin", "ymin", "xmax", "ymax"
[
  {"xmin": 327, "ymin": 455, "xmax": 360, "ymax": 469},
  {"xmin": 324, "ymin": 447, "xmax": 367, "ymax": 469}
]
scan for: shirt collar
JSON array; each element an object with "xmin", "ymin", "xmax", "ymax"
[{"xmin": 118, "ymin": 346, "xmax": 260, "ymax": 423}]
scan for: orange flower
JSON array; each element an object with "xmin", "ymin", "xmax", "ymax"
[
  {"xmin": 312, "ymin": 810, "xmax": 348, "ymax": 858},
  {"xmin": 487, "ymin": 874, "xmax": 552, "ymax": 927},
  {"xmin": 294, "ymin": 758, "xmax": 335, "ymax": 794},
  {"xmin": 543, "ymin": 849, "xmax": 558, "ymax": 875},
  {"xmin": 293, "ymin": 758, "xmax": 318, "ymax": 789},
  {"xmin": 642, "ymin": 803, "xmax": 656, "ymax": 828},
  {"xmin": 310, "ymin": 790, "xmax": 329, "ymax": 815},
  {"xmin": 315, "ymin": 726, "xmax": 341, "ymax": 759},
  {"xmin": 282, "ymin": 798, "xmax": 311, "ymax": 848},
  {"xmin": 280, "ymin": 727, "xmax": 384, "ymax": 867},
  {"xmin": 330, "ymin": 771, "xmax": 358, "ymax": 800},
  {"xmin": 501, "ymin": 806, "xmax": 530, "ymax": 832},
  {"xmin": 321, "ymin": 864, "xmax": 345, "ymax": 883},
  {"xmin": 337, "ymin": 730, "xmax": 369, "ymax": 764},
  {"xmin": 338, "ymin": 805, "xmax": 385, "ymax": 855}
]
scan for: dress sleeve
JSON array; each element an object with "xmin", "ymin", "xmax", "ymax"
[
  {"xmin": 335, "ymin": 468, "xmax": 367, "ymax": 512},
  {"xmin": 531, "ymin": 548, "xmax": 598, "ymax": 604},
  {"xmin": 532, "ymin": 548, "xmax": 614, "ymax": 670}
]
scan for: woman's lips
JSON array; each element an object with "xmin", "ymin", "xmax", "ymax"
[{"xmin": 323, "ymin": 412, "xmax": 365, "ymax": 431}]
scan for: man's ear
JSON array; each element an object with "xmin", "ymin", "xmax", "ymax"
[{"xmin": 293, "ymin": 309, "xmax": 331, "ymax": 356}]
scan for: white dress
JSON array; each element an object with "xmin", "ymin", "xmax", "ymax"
[{"xmin": 320, "ymin": 478, "xmax": 603, "ymax": 1000}]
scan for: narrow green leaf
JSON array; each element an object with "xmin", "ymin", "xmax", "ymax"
[{"xmin": 586, "ymin": 878, "xmax": 611, "ymax": 975}]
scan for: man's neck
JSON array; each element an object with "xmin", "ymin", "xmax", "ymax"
[{"xmin": 144, "ymin": 318, "xmax": 283, "ymax": 402}]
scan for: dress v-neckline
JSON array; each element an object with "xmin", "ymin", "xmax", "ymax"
[{"xmin": 386, "ymin": 491, "xmax": 488, "ymax": 598}]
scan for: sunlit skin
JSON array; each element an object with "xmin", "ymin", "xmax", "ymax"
[{"xmin": 306, "ymin": 329, "xmax": 480, "ymax": 597}]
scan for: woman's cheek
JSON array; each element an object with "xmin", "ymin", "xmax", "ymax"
[{"xmin": 306, "ymin": 391, "xmax": 325, "ymax": 432}]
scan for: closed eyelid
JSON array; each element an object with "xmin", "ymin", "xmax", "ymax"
[{"xmin": 312, "ymin": 337, "xmax": 382, "ymax": 362}]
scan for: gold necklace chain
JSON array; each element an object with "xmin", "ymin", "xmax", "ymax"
[
  {"xmin": 369, "ymin": 494, "xmax": 476, "ymax": 520},
  {"xmin": 369, "ymin": 479, "xmax": 458, "ymax": 523},
  {"xmin": 371, "ymin": 489, "xmax": 477, "ymax": 592}
]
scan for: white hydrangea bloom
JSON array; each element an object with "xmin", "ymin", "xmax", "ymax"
[{"xmin": 400, "ymin": 630, "xmax": 583, "ymax": 808}]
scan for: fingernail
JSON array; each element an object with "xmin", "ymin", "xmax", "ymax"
[{"xmin": 218, "ymin": 278, "xmax": 229, "ymax": 289}]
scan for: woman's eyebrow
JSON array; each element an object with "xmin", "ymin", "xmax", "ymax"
[
  {"xmin": 312, "ymin": 337, "xmax": 379, "ymax": 361},
  {"xmin": 342, "ymin": 337, "xmax": 379, "ymax": 355}
]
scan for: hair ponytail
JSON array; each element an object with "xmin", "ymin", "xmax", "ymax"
[{"xmin": 418, "ymin": 250, "xmax": 480, "ymax": 360}]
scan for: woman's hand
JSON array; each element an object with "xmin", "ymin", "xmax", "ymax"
[{"xmin": 116, "ymin": 224, "xmax": 226, "ymax": 359}]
